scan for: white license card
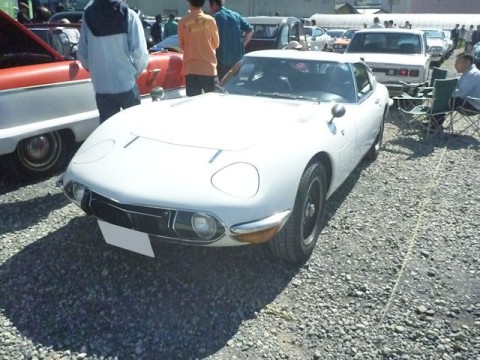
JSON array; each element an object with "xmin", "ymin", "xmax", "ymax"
[{"xmin": 98, "ymin": 220, "xmax": 155, "ymax": 257}]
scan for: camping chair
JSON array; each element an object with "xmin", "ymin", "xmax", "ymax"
[
  {"xmin": 397, "ymin": 77, "xmax": 458, "ymax": 138},
  {"xmin": 446, "ymin": 96, "xmax": 480, "ymax": 137},
  {"xmin": 397, "ymin": 66, "xmax": 448, "ymax": 99},
  {"xmin": 393, "ymin": 67, "xmax": 448, "ymax": 114}
]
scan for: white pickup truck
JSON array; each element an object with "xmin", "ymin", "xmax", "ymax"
[{"xmin": 345, "ymin": 28, "xmax": 431, "ymax": 97}]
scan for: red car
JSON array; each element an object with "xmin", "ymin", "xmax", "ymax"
[{"xmin": 0, "ymin": 10, "xmax": 185, "ymax": 177}]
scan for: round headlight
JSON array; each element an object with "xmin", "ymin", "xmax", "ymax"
[
  {"xmin": 72, "ymin": 183, "xmax": 86, "ymax": 204},
  {"xmin": 191, "ymin": 213, "xmax": 217, "ymax": 240}
]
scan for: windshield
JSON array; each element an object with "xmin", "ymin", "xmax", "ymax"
[
  {"xmin": 305, "ymin": 27, "xmax": 324, "ymax": 37},
  {"xmin": 221, "ymin": 56, "xmax": 356, "ymax": 103},
  {"xmin": 422, "ymin": 30, "xmax": 442, "ymax": 39},
  {"xmin": 327, "ymin": 30, "xmax": 345, "ymax": 38},
  {"xmin": 251, "ymin": 24, "xmax": 279, "ymax": 39},
  {"xmin": 342, "ymin": 29, "xmax": 358, "ymax": 40},
  {"xmin": 347, "ymin": 32, "xmax": 422, "ymax": 54}
]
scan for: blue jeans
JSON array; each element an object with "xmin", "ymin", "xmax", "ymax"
[{"xmin": 95, "ymin": 85, "xmax": 141, "ymax": 123}]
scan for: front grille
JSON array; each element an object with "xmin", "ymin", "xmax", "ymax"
[{"xmin": 84, "ymin": 191, "xmax": 175, "ymax": 237}]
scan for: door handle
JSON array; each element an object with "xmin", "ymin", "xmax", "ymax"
[{"xmin": 147, "ymin": 69, "xmax": 162, "ymax": 86}]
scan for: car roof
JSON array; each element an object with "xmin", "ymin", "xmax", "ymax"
[
  {"xmin": 244, "ymin": 49, "xmax": 362, "ymax": 64},
  {"xmin": 49, "ymin": 11, "xmax": 83, "ymax": 23},
  {"xmin": 246, "ymin": 16, "xmax": 299, "ymax": 25},
  {"xmin": 355, "ymin": 28, "xmax": 425, "ymax": 35}
]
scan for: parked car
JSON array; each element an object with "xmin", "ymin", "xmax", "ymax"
[
  {"xmin": 421, "ymin": 29, "xmax": 450, "ymax": 65},
  {"xmin": 49, "ymin": 11, "xmax": 84, "ymax": 24},
  {"xmin": 245, "ymin": 16, "xmax": 308, "ymax": 52},
  {"xmin": 59, "ymin": 49, "xmax": 392, "ymax": 264},
  {"xmin": 332, "ymin": 29, "xmax": 359, "ymax": 53},
  {"xmin": 345, "ymin": 28, "xmax": 431, "ymax": 96},
  {"xmin": 0, "ymin": 10, "xmax": 185, "ymax": 177},
  {"xmin": 304, "ymin": 25, "xmax": 331, "ymax": 51},
  {"xmin": 442, "ymin": 30, "xmax": 454, "ymax": 54},
  {"xmin": 27, "ymin": 24, "xmax": 80, "ymax": 59},
  {"xmin": 149, "ymin": 35, "xmax": 181, "ymax": 53},
  {"xmin": 325, "ymin": 28, "xmax": 345, "ymax": 51}
]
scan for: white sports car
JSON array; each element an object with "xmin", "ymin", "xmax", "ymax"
[{"xmin": 59, "ymin": 50, "xmax": 392, "ymax": 263}]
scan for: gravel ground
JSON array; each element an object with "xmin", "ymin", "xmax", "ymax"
[{"xmin": 0, "ymin": 53, "xmax": 479, "ymax": 360}]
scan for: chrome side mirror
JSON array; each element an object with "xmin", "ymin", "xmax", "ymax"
[
  {"xmin": 329, "ymin": 103, "xmax": 346, "ymax": 123},
  {"xmin": 150, "ymin": 86, "xmax": 164, "ymax": 101}
]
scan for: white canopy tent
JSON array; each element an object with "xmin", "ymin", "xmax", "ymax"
[{"xmin": 310, "ymin": 13, "xmax": 480, "ymax": 30}]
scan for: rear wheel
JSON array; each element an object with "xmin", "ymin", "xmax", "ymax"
[
  {"xmin": 15, "ymin": 131, "xmax": 72, "ymax": 178},
  {"xmin": 269, "ymin": 161, "xmax": 327, "ymax": 263}
]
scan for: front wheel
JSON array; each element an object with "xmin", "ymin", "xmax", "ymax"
[
  {"xmin": 269, "ymin": 161, "xmax": 328, "ymax": 263},
  {"xmin": 15, "ymin": 131, "xmax": 72, "ymax": 178}
]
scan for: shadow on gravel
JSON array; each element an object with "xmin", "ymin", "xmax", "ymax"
[
  {"xmin": 384, "ymin": 132, "xmax": 479, "ymax": 160},
  {"xmin": 324, "ymin": 159, "xmax": 367, "ymax": 225},
  {"xmin": 0, "ymin": 215, "xmax": 300, "ymax": 359},
  {"xmin": 0, "ymin": 192, "xmax": 69, "ymax": 236},
  {"xmin": 0, "ymin": 156, "xmax": 64, "ymax": 196}
]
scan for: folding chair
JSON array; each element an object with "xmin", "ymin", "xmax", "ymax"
[
  {"xmin": 397, "ymin": 78, "xmax": 458, "ymax": 138},
  {"xmin": 393, "ymin": 67, "xmax": 448, "ymax": 112},
  {"xmin": 395, "ymin": 66, "xmax": 447, "ymax": 99},
  {"xmin": 447, "ymin": 96, "xmax": 480, "ymax": 137}
]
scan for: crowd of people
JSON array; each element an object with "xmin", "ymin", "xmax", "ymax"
[
  {"xmin": 15, "ymin": 0, "xmax": 480, "ymax": 127},
  {"xmin": 453, "ymin": 24, "xmax": 480, "ymax": 53},
  {"xmin": 74, "ymin": 0, "xmax": 253, "ymax": 121}
]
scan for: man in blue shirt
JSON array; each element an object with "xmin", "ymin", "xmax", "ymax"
[
  {"xmin": 78, "ymin": 0, "xmax": 148, "ymax": 123},
  {"xmin": 427, "ymin": 53, "xmax": 480, "ymax": 129},
  {"xmin": 208, "ymin": 0, "xmax": 253, "ymax": 80}
]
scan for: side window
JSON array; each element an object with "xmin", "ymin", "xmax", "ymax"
[
  {"xmin": 279, "ymin": 25, "xmax": 289, "ymax": 48},
  {"xmin": 353, "ymin": 63, "xmax": 373, "ymax": 100},
  {"xmin": 298, "ymin": 24, "xmax": 306, "ymax": 40},
  {"xmin": 290, "ymin": 23, "xmax": 300, "ymax": 42}
]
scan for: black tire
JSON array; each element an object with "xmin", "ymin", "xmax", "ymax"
[
  {"xmin": 365, "ymin": 113, "xmax": 385, "ymax": 162},
  {"xmin": 269, "ymin": 161, "xmax": 327, "ymax": 263},
  {"xmin": 15, "ymin": 131, "xmax": 72, "ymax": 178}
]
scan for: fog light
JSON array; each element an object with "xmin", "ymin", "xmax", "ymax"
[{"xmin": 191, "ymin": 213, "xmax": 217, "ymax": 240}]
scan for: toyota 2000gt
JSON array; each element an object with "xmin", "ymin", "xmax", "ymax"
[{"xmin": 59, "ymin": 50, "xmax": 392, "ymax": 263}]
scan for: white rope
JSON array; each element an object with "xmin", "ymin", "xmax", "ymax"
[{"xmin": 378, "ymin": 139, "xmax": 450, "ymax": 326}]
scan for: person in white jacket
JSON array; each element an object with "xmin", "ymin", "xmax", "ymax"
[{"xmin": 77, "ymin": 0, "xmax": 148, "ymax": 123}]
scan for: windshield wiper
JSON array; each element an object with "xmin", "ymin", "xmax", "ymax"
[
  {"xmin": 214, "ymin": 84, "xmax": 229, "ymax": 95},
  {"xmin": 254, "ymin": 92, "xmax": 320, "ymax": 103}
]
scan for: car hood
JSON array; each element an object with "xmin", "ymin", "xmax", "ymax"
[
  {"xmin": 65, "ymin": 93, "xmax": 329, "ymax": 206},
  {"xmin": 346, "ymin": 53, "xmax": 428, "ymax": 67},
  {"xmin": 125, "ymin": 93, "xmax": 320, "ymax": 151},
  {"xmin": 334, "ymin": 39, "xmax": 350, "ymax": 45}
]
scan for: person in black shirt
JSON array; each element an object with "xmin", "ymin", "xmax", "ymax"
[
  {"xmin": 150, "ymin": 14, "xmax": 162, "ymax": 44},
  {"xmin": 17, "ymin": 2, "xmax": 30, "ymax": 24}
]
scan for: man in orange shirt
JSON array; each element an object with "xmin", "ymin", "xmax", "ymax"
[{"xmin": 178, "ymin": 0, "xmax": 219, "ymax": 96}]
